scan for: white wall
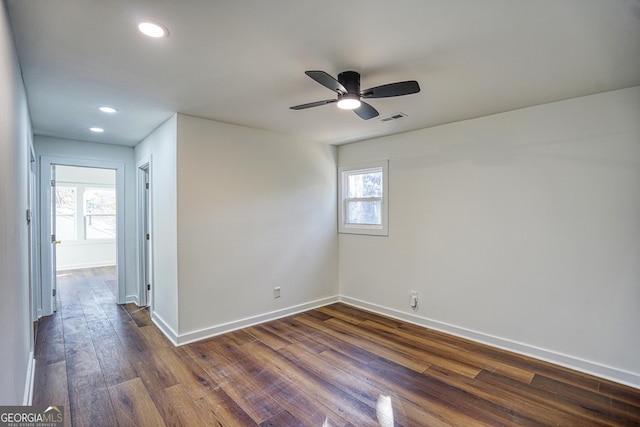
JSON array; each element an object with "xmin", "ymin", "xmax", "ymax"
[
  {"xmin": 0, "ymin": 2, "xmax": 34, "ymax": 404},
  {"xmin": 56, "ymin": 243, "xmax": 116, "ymax": 270},
  {"xmin": 134, "ymin": 115, "xmax": 179, "ymax": 337},
  {"xmin": 338, "ymin": 86, "xmax": 640, "ymax": 388},
  {"xmin": 175, "ymin": 114, "xmax": 338, "ymax": 342},
  {"xmin": 34, "ymin": 137, "xmax": 137, "ymax": 302}
]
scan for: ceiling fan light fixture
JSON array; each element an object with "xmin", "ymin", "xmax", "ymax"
[{"xmin": 337, "ymin": 94, "xmax": 361, "ymax": 110}]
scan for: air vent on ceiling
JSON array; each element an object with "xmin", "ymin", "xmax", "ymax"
[{"xmin": 380, "ymin": 112, "xmax": 407, "ymax": 122}]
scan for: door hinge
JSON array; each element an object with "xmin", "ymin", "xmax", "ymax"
[
  {"xmin": 146, "ymin": 182, "xmax": 149, "ymax": 189},
  {"xmin": 51, "ymin": 179, "xmax": 56, "ymax": 187},
  {"xmin": 147, "ymin": 284, "xmax": 151, "ymax": 291},
  {"xmin": 146, "ymin": 233, "xmax": 150, "ymax": 240},
  {"xmin": 52, "ymin": 289, "xmax": 56, "ymax": 297},
  {"xmin": 51, "ymin": 234, "xmax": 56, "ymax": 243}
]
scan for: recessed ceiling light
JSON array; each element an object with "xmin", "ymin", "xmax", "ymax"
[
  {"xmin": 89, "ymin": 127, "xmax": 104, "ymax": 133},
  {"xmin": 136, "ymin": 20, "xmax": 169, "ymax": 38},
  {"xmin": 99, "ymin": 106, "xmax": 117, "ymax": 113}
]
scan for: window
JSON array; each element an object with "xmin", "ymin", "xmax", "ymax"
[
  {"xmin": 338, "ymin": 160, "xmax": 389, "ymax": 236},
  {"xmin": 84, "ymin": 188, "xmax": 116, "ymax": 239},
  {"xmin": 54, "ymin": 184, "xmax": 116, "ymax": 242},
  {"xmin": 56, "ymin": 186, "xmax": 77, "ymax": 240}
]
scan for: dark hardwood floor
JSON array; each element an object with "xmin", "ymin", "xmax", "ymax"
[{"xmin": 33, "ymin": 267, "xmax": 640, "ymax": 426}]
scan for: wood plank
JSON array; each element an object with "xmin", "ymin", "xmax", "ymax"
[
  {"xmin": 34, "ymin": 318, "xmax": 65, "ymax": 365},
  {"xmin": 31, "ymin": 361, "xmax": 72, "ymax": 427},
  {"xmin": 153, "ymin": 384, "xmax": 212, "ymax": 427},
  {"xmin": 296, "ymin": 314, "xmax": 431, "ymax": 373},
  {"xmin": 362, "ymin": 319, "xmax": 527, "ymax": 381},
  {"xmin": 122, "ymin": 304, "xmax": 152, "ymax": 327},
  {"xmin": 193, "ymin": 389, "xmax": 259, "ymax": 426},
  {"xmin": 598, "ymin": 380, "xmax": 640, "ymax": 408},
  {"xmin": 318, "ymin": 347, "xmax": 495, "ymax": 426},
  {"xmin": 231, "ymin": 340, "xmax": 350, "ymax": 427},
  {"xmin": 317, "ymin": 303, "xmax": 403, "ymax": 328},
  {"xmin": 293, "ymin": 314, "xmax": 382, "ymax": 364},
  {"xmin": 259, "ymin": 409, "xmax": 304, "ymax": 427},
  {"xmin": 200, "ymin": 336, "xmax": 283, "ymax": 423},
  {"xmin": 401, "ymin": 321, "xmax": 601, "ymax": 392},
  {"xmin": 69, "ymin": 373, "xmax": 117, "ymax": 427},
  {"xmin": 155, "ymin": 346, "xmax": 220, "ymax": 400},
  {"xmin": 244, "ymin": 324, "xmax": 293, "ymax": 350},
  {"xmin": 530, "ymin": 373, "xmax": 640, "ymax": 425},
  {"xmin": 255, "ymin": 316, "xmax": 312, "ymax": 343},
  {"xmin": 64, "ymin": 341, "xmax": 102, "ymax": 382},
  {"xmin": 139, "ymin": 324, "xmax": 174, "ymax": 349},
  {"xmin": 242, "ymin": 340, "xmax": 381, "ymax": 426},
  {"xmin": 326, "ymin": 317, "xmax": 435, "ymax": 373},
  {"xmin": 183, "ymin": 340, "xmax": 339, "ymax": 425},
  {"xmin": 280, "ymin": 341, "xmax": 450, "ymax": 427},
  {"xmin": 109, "ymin": 377, "xmax": 166, "ymax": 427},
  {"xmin": 425, "ymin": 366, "xmax": 603, "ymax": 427},
  {"xmin": 110, "ymin": 313, "xmax": 179, "ymax": 393},
  {"xmin": 92, "ymin": 333, "xmax": 138, "ymax": 386}
]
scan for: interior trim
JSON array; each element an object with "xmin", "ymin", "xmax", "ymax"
[
  {"xmin": 172, "ymin": 296, "xmax": 340, "ymax": 346},
  {"xmin": 23, "ymin": 354, "xmax": 35, "ymax": 405}
]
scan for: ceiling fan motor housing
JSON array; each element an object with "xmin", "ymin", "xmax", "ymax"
[{"xmin": 338, "ymin": 71, "xmax": 361, "ymax": 94}]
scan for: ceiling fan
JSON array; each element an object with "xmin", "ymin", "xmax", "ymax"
[{"xmin": 290, "ymin": 70, "xmax": 420, "ymax": 120}]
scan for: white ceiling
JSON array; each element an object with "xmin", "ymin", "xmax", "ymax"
[{"xmin": 6, "ymin": 0, "xmax": 640, "ymax": 147}]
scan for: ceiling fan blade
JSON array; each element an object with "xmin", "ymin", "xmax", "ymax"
[
  {"xmin": 353, "ymin": 101, "xmax": 379, "ymax": 120},
  {"xmin": 361, "ymin": 80, "xmax": 420, "ymax": 98},
  {"xmin": 290, "ymin": 99, "xmax": 337, "ymax": 110},
  {"xmin": 305, "ymin": 71, "xmax": 347, "ymax": 94}
]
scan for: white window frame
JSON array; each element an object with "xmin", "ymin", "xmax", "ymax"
[{"xmin": 338, "ymin": 160, "xmax": 389, "ymax": 236}]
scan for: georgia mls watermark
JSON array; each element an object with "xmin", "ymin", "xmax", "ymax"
[{"xmin": 0, "ymin": 406, "xmax": 63, "ymax": 427}]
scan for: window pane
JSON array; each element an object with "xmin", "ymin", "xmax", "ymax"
[
  {"xmin": 86, "ymin": 215, "xmax": 116, "ymax": 239},
  {"xmin": 84, "ymin": 188, "xmax": 116, "ymax": 239},
  {"xmin": 347, "ymin": 170, "xmax": 382, "ymax": 198},
  {"xmin": 55, "ymin": 186, "xmax": 77, "ymax": 240},
  {"xmin": 346, "ymin": 200, "xmax": 381, "ymax": 225},
  {"xmin": 85, "ymin": 188, "xmax": 116, "ymax": 215}
]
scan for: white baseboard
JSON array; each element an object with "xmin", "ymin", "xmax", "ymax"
[
  {"xmin": 23, "ymin": 354, "xmax": 35, "ymax": 405},
  {"xmin": 175, "ymin": 296, "xmax": 340, "ymax": 346},
  {"xmin": 125, "ymin": 294, "xmax": 140, "ymax": 306},
  {"xmin": 151, "ymin": 311, "xmax": 179, "ymax": 346},
  {"xmin": 56, "ymin": 261, "xmax": 116, "ymax": 271},
  {"xmin": 339, "ymin": 296, "xmax": 640, "ymax": 390}
]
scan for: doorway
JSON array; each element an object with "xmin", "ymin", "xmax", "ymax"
[
  {"xmin": 53, "ymin": 166, "xmax": 117, "ymax": 273},
  {"xmin": 39, "ymin": 156, "xmax": 126, "ymax": 317}
]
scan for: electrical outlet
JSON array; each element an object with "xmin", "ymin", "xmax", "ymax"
[
  {"xmin": 274, "ymin": 287, "xmax": 281, "ymax": 298},
  {"xmin": 410, "ymin": 291, "xmax": 418, "ymax": 309}
]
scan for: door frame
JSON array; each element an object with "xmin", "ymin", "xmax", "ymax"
[
  {"xmin": 39, "ymin": 156, "xmax": 126, "ymax": 316},
  {"xmin": 28, "ymin": 144, "xmax": 40, "ymax": 321},
  {"xmin": 137, "ymin": 158, "xmax": 153, "ymax": 308}
]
